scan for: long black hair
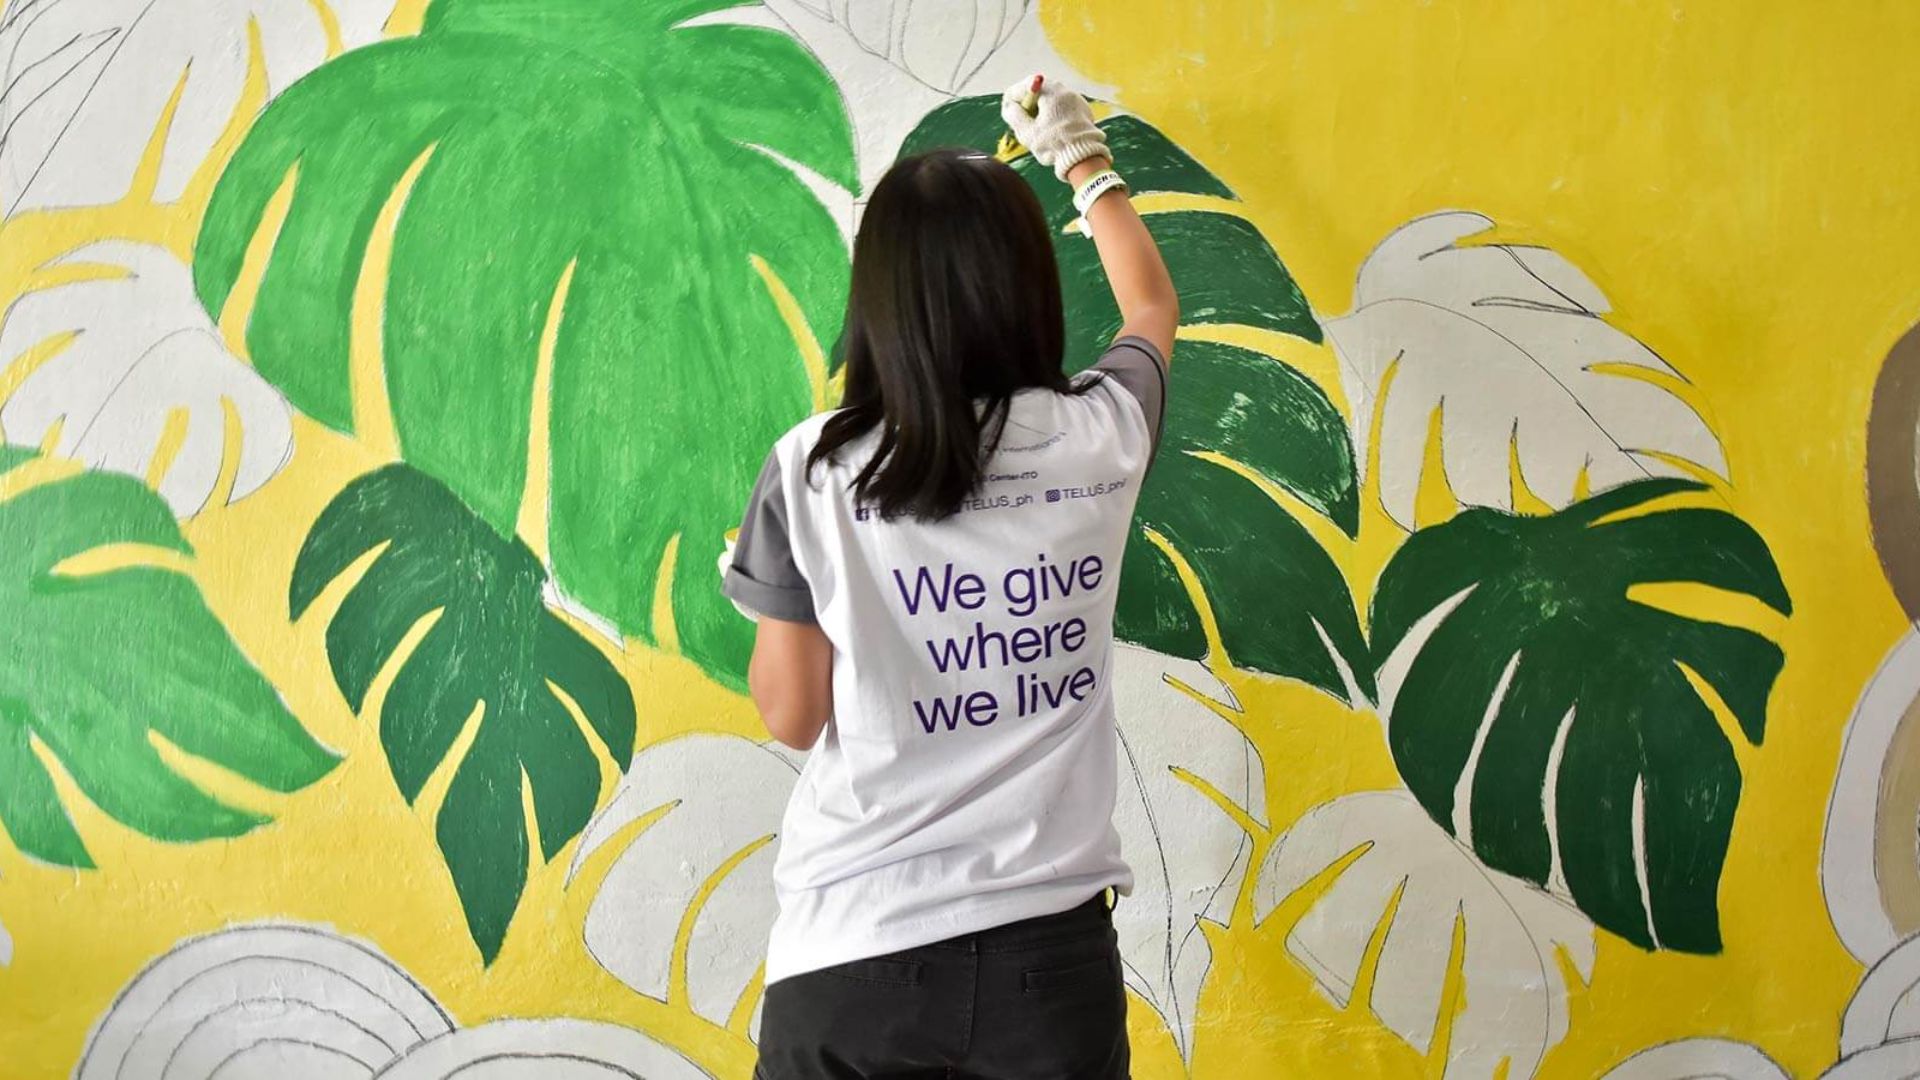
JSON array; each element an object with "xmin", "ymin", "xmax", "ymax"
[{"xmin": 807, "ymin": 148, "xmax": 1089, "ymax": 521}]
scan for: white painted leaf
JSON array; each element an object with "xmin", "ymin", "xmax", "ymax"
[
  {"xmin": 76, "ymin": 923, "xmax": 454, "ymax": 1080},
  {"xmin": 738, "ymin": 0, "xmax": 1111, "ymax": 197},
  {"xmin": 1108, "ymin": 644, "xmax": 1267, "ymax": 1062},
  {"xmin": 373, "ymin": 1019, "xmax": 714, "ymax": 1080},
  {"xmin": 1254, "ymin": 790, "xmax": 1595, "ymax": 1080},
  {"xmin": 1826, "ymin": 1040, "xmax": 1920, "ymax": 1080},
  {"xmin": 1824, "ymin": 629, "xmax": 1920, "ymax": 966},
  {"xmin": 0, "ymin": 907, "xmax": 11, "ymax": 967},
  {"xmin": 1324, "ymin": 211, "xmax": 1726, "ymax": 530},
  {"xmin": 569, "ymin": 733, "xmax": 801, "ymax": 1028},
  {"xmin": 1842, "ymin": 933, "xmax": 1920, "ymax": 1058},
  {"xmin": 810, "ymin": 0, "xmax": 1030, "ymax": 94},
  {"xmin": 0, "ymin": 241, "xmax": 293, "ymax": 516},
  {"xmin": 1601, "ymin": 1039, "xmax": 1790, "ymax": 1080},
  {"xmin": 0, "ymin": 0, "xmax": 396, "ymax": 217}
]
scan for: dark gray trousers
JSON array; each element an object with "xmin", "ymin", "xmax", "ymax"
[{"xmin": 754, "ymin": 891, "xmax": 1129, "ymax": 1080}]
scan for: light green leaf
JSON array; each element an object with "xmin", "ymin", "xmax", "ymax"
[
  {"xmin": 197, "ymin": 0, "xmax": 856, "ymax": 687},
  {"xmin": 896, "ymin": 97, "xmax": 1365, "ymax": 695},
  {"xmin": 0, "ymin": 448, "xmax": 335, "ymax": 867}
]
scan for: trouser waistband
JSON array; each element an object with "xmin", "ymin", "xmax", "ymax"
[{"xmin": 929, "ymin": 890, "xmax": 1114, "ymax": 952}]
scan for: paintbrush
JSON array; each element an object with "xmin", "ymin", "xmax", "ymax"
[{"xmin": 995, "ymin": 74, "xmax": 1044, "ymax": 160}]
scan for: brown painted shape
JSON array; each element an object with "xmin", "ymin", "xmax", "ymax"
[
  {"xmin": 1876, "ymin": 685, "xmax": 1920, "ymax": 934},
  {"xmin": 1869, "ymin": 321, "xmax": 1920, "ymax": 619}
]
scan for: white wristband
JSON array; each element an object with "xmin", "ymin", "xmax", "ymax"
[
  {"xmin": 1072, "ymin": 169, "xmax": 1128, "ymax": 216},
  {"xmin": 1070, "ymin": 169, "xmax": 1127, "ymax": 239}
]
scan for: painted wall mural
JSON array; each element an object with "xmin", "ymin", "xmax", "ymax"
[{"xmin": 1, "ymin": 1, "xmax": 1916, "ymax": 1077}]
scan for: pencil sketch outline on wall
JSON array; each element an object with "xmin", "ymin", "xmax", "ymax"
[
  {"xmin": 75, "ymin": 922, "xmax": 717, "ymax": 1080},
  {"xmin": 706, "ymin": 0, "xmax": 1111, "ymax": 204},
  {"xmin": 0, "ymin": 0, "xmax": 402, "ymax": 218},
  {"xmin": 1323, "ymin": 211, "xmax": 1728, "ymax": 531}
]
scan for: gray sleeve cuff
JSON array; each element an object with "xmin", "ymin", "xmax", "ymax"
[
  {"xmin": 724, "ymin": 448, "xmax": 818, "ymax": 624},
  {"xmin": 723, "ymin": 565, "xmax": 818, "ymax": 624}
]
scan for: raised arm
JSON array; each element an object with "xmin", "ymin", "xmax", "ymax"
[
  {"xmin": 1002, "ymin": 79, "xmax": 1179, "ymax": 363},
  {"xmin": 1067, "ymin": 154, "xmax": 1177, "ymax": 361}
]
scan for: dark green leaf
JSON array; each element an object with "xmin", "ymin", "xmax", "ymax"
[
  {"xmin": 1156, "ymin": 340, "xmax": 1356, "ymax": 535},
  {"xmin": 291, "ymin": 464, "xmax": 636, "ymax": 962},
  {"xmin": 199, "ymin": 0, "xmax": 855, "ymax": 688},
  {"xmin": 895, "ymin": 97, "xmax": 1357, "ymax": 686},
  {"xmin": 1057, "ymin": 210, "xmax": 1318, "ymax": 363},
  {"xmin": 1121, "ymin": 453, "xmax": 1369, "ymax": 702},
  {"xmin": 1368, "ymin": 478, "xmax": 1791, "ymax": 952},
  {"xmin": 0, "ymin": 448, "xmax": 335, "ymax": 868},
  {"xmin": 897, "ymin": 95, "xmax": 1318, "ymax": 362},
  {"xmin": 901, "ymin": 99, "xmax": 1232, "ymax": 230}
]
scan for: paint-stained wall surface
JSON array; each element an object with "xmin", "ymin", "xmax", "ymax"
[{"xmin": 1, "ymin": 1, "xmax": 1916, "ymax": 1076}]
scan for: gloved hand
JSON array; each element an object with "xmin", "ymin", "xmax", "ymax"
[{"xmin": 1000, "ymin": 78, "xmax": 1109, "ymax": 183}]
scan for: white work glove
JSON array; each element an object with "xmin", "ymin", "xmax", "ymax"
[
  {"xmin": 1000, "ymin": 78, "xmax": 1109, "ymax": 183},
  {"xmin": 717, "ymin": 536, "xmax": 759, "ymax": 623}
]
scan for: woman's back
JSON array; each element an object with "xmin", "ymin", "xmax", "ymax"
[
  {"xmin": 728, "ymin": 77, "xmax": 1178, "ymax": 1079},
  {"xmin": 731, "ymin": 338, "xmax": 1166, "ymax": 983}
]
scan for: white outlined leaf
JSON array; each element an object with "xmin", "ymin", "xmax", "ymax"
[
  {"xmin": 569, "ymin": 733, "xmax": 801, "ymax": 1029},
  {"xmin": 1255, "ymin": 791, "xmax": 1594, "ymax": 1080},
  {"xmin": 374, "ymin": 1019, "xmax": 714, "ymax": 1080},
  {"xmin": 1601, "ymin": 1039, "xmax": 1790, "ymax": 1080},
  {"xmin": 79, "ymin": 923, "xmax": 716, "ymax": 1078},
  {"xmin": 0, "ymin": 0, "xmax": 397, "ymax": 217},
  {"xmin": 0, "ymin": 241, "xmax": 293, "ymax": 516},
  {"xmin": 736, "ymin": 0, "xmax": 1110, "ymax": 196},
  {"xmin": 1325, "ymin": 211, "xmax": 1726, "ymax": 530},
  {"xmin": 1109, "ymin": 644, "xmax": 1267, "ymax": 1061},
  {"xmin": 77, "ymin": 923, "xmax": 454, "ymax": 1080},
  {"xmin": 1823, "ymin": 629, "xmax": 1920, "ymax": 965},
  {"xmin": 816, "ymin": 0, "xmax": 1030, "ymax": 94},
  {"xmin": 1841, "ymin": 932, "xmax": 1920, "ymax": 1058}
]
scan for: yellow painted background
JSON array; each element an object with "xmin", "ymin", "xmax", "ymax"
[{"xmin": 3, "ymin": 1, "xmax": 1918, "ymax": 1076}]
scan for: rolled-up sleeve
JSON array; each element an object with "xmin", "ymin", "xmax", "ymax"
[{"xmin": 722, "ymin": 449, "xmax": 817, "ymax": 624}]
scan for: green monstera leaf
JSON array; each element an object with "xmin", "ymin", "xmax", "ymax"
[
  {"xmin": 291, "ymin": 465, "xmax": 636, "ymax": 962},
  {"xmin": 898, "ymin": 98, "xmax": 1366, "ymax": 700},
  {"xmin": 197, "ymin": 0, "xmax": 855, "ymax": 688},
  {"xmin": 0, "ymin": 448, "xmax": 336, "ymax": 867},
  {"xmin": 1368, "ymin": 478, "xmax": 1791, "ymax": 952}
]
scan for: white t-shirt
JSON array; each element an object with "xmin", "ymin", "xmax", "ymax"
[{"xmin": 723, "ymin": 336, "xmax": 1167, "ymax": 985}]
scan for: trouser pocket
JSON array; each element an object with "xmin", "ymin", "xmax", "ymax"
[
  {"xmin": 1022, "ymin": 954, "xmax": 1113, "ymax": 993},
  {"xmin": 978, "ymin": 930, "xmax": 1129, "ymax": 1080},
  {"xmin": 756, "ymin": 949, "xmax": 957, "ymax": 1080},
  {"xmin": 824, "ymin": 955, "xmax": 924, "ymax": 987}
]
